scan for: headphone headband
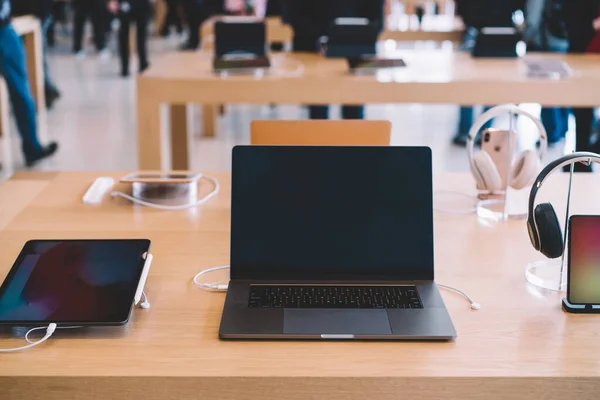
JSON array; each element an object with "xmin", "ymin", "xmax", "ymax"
[
  {"xmin": 527, "ymin": 152, "xmax": 600, "ymax": 219},
  {"xmin": 467, "ymin": 105, "xmax": 548, "ymax": 173}
]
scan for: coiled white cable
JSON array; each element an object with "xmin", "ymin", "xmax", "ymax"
[
  {"xmin": 193, "ymin": 265, "xmax": 230, "ymax": 291},
  {"xmin": 0, "ymin": 323, "xmax": 57, "ymax": 353},
  {"xmin": 24, "ymin": 325, "xmax": 83, "ymax": 344},
  {"xmin": 270, "ymin": 54, "xmax": 305, "ymax": 78},
  {"xmin": 438, "ymin": 284, "xmax": 481, "ymax": 310},
  {"xmin": 111, "ymin": 175, "xmax": 220, "ymax": 210}
]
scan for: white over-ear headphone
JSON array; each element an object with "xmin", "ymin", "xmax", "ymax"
[{"xmin": 467, "ymin": 104, "xmax": 548, "ymax": 193}]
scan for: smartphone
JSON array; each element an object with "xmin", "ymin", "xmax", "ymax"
[
  {"xmin": 480, "ymin": 128, "xmax": 516, "ymax": 190},
  {"xmin": 120, "ymin": 172, "xmax": 201, "ymax": 184},
  {"xmin": 568, "ymin": 215, "xmax": 600, "ymax": 305}
]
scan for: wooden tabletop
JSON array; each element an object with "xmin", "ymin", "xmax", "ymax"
[
  {"xmin": 140, "ymin": 50, "xmax": 600, "ymax": 106},
  {"xmin": 2, "ymin": 171, "xmax": 600, "ymax": 399},
  {"xmin": 10, "ymin": 15, "xmax": 39, "ymax": 36}
]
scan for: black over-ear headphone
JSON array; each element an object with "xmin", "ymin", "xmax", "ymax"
[{"xmin": 527, "ymin": 152, "xmax": 600, "ymax": 259}]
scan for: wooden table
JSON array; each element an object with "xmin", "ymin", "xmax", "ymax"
[
  {"xmin": 0, "ymin": 78, "xmax": 11, "ymax": 179},
  {"xmin": 2, "ymin": 170, "xmax": 600, "ymax": 400},
  {"xmin": 137, "ymin": 50, "xmax": 600, "ymax": 170}
]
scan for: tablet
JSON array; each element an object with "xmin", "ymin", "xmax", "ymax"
[{"xmin": 0, "ymin": 239, "xmax": 151, "ymax": 326}]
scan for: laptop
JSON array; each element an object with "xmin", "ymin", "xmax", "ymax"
[
  {"xmin": 219, "ymin": 146, "xmax": 456, "ymax": 340},
  {"xmin": 472, "ymin": 27, "xmax": 522, "ymax": 58},
  {"xmin": 325, "ymin": 18, "xmax": 379, "ymax": 59},
  {"xmin": 213, "ymin": 21, "xmax": 270, "ymax": 72}
]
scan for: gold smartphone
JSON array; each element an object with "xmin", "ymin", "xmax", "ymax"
[{"xmin": 481, "ymin": 128, "xmax": 516, "ymax": 190}]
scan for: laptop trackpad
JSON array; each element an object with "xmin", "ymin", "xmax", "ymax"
[{"xmin": 283, "ymin": 309, "xmax": 392, "ymax": 335}]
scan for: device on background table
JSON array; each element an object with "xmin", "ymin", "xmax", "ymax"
[
  {"xmin": 564, "ymin": 216, "xmax": 600, "ymax": 313},
  {"xmin": 0, "ymin": 239, "xmax": 152, "ymax": 326},
  {"xmin": 213, "ymin": 21, "xmax": 270, "ymax": 72},
  {"xmin": 324, "ymin": 18, "xmax": 379, "ymax": 59},
  {"xmin": 473, "ymin": 27, "xmax": 522, "ymax": 58}
]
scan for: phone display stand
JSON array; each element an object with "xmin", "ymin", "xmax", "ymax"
[
  {"xmin": 562, "ymin": 298, "xmax": 600, "ymax": 314},
  {"xmin": 525, "ymin": 163, "xmax": 575, "ymax": 292},
  {"xmin": 132, "ymin": 181, "xmax": 198, "ymax": 207},
  {"xmin": 475, "ymin": 116, "xmax": 528, "ymax": 222}
]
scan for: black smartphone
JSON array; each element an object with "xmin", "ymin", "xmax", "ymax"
[{"xmin": 567, "ymin": 215, "xmax": 600, "ymax": 305}]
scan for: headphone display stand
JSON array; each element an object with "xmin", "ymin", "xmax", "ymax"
[{"xmin": 525, "ymin": 163, "xmax": 575, "ymax": 292}]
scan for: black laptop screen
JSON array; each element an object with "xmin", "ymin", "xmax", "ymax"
[
  {"xmin": 214, "ymin": 21, "xmax": 266, "ymax": 57},
  {"xmin": 230, "ymin": 146, "xmax": 434, "ymax": 281}
]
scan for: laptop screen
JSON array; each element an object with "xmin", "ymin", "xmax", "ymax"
[
  {"xmin": 230, "ymin": 146, "xmax": 434, "ymax": 281},
  {"xmin": 214, "ymin": 21, "xmax": 267, "ymax": 58}
]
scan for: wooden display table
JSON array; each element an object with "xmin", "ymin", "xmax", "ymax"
[
  {"xmin": 137, "ymin": 50, "xmax": 600, "ymax": 170},
  {"xmin": 1, "ymin": 170, "xmax": 600, "ymax": 399}
]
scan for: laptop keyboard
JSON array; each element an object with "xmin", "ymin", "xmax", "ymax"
[{"xmin": 248, "ymin": 286, "xmax": 422, "ymax": 309}]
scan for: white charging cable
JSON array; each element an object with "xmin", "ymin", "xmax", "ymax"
[
  {"xmin": 270, "ymin": 54, "xmax": 305, "ymax": 78},
  {"xmin": 193, "ymin": 265, "xmax": 230, "ymax": 291},
  {"xmin": 437, "ymin": 284, "xmax": 481, "ymax": 310},
  {"xmin": 0, "ymin": 323, "xmax": 57, "ymax": 353},
  {"xmin": 111, "ymin": 175, "xmax": 220, "ymax": 210},
  {"xmin": 138, "ymin": 291, "xmax": 151, "ymax": 309},
  {"xmin": 192, "ymin": 265, "xmax": 481, "ymax": 309}
]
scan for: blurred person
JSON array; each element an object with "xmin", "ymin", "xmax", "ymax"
[
  {"xmin": 72, "ymin": 0, "xmax": 110, "ymax": 57},
  {"xmin": 452, "ymin": 0, "xmax": 525, "ymax": 146},
  {"xmin": 524, "ymin": 0, "xmax": 569, "ymax": 145},
  {"xmin": 562, "ymin": 0, "xmax": 600, "ymax": 171},
  {"xmin": 0, "ymin": 0, "xmax": 59, "ymax": 167},
  {"xmin": 159, "ymin": 0, "xmax": 183, "ymax": 37},
  {"xmin": 180, "ymin": 0, "xmax": 206, "ymax": 50},
  {"xmin": 264, "ymin": 0, "xmax": 282, "ymax": 17},
  {"xmin": 108, "ymin": 0, "xmax": 152, "ymax": 77},
  {"xmin": 12, "ymin": 0, "xmax": 61, "ymax": 109},
  {"xmin": 283, "ymin": 0, "xmax": 384, "ymax": 120},
  {"xmin": 181, "ymin": 0, "xmax": 225, "ymax": 50}
]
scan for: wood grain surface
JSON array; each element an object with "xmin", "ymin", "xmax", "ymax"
[{"xmin": 1, "ymin": 171, "xmax": 600, "ymax": 400}]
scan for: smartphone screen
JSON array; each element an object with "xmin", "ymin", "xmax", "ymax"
[{"xmin": 568, "ymin": 216, "xmax": 600, "ymax": 305}]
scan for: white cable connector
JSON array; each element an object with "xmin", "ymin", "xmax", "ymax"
[
  {"xmin": 438, "ymin": 284, "xmax": 481, "ymax": 310},
  {"xmin": 0, "ymin": 323, "xmax": 57, "ymax": 353},
  {"xmin": 193, "ymin": 265, "xmax": 230, "ymax": 291},
  {"xmin": 138, "ymin": 291, "xmax": 151, "ymax": 309},
  {"xmin": 111, "ymin": 175, "xmax": 220, "ymax": 210}
]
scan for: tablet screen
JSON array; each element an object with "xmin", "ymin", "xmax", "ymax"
[{"xmin": 0, "ymin": 240, "xmax": 151, "ymax": 325}]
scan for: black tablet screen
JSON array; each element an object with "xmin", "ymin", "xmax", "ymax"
[{"xmin": 0, "ymin": 240, "xmax": 150, "ymax": 325}]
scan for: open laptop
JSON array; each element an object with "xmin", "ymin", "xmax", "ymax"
[
  {"xmin": 213, "ymin": 21, "xmax": 270, "ymax": 72},
  {"xmin": 219, "ymin": 146, "xmax": 456, "ymax": 340}
]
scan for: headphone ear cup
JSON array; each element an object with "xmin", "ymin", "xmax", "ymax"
[
  {"xmin": 471, "ymin": 151, "xmax": 502, "ymax": 192},
  {"xmin": 534, "ymin": 203, "xmax": 564, "ymax": 259},
  {"xmin": 511, "ymin": 150, "xmax": 541, "ymax": 190}
]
